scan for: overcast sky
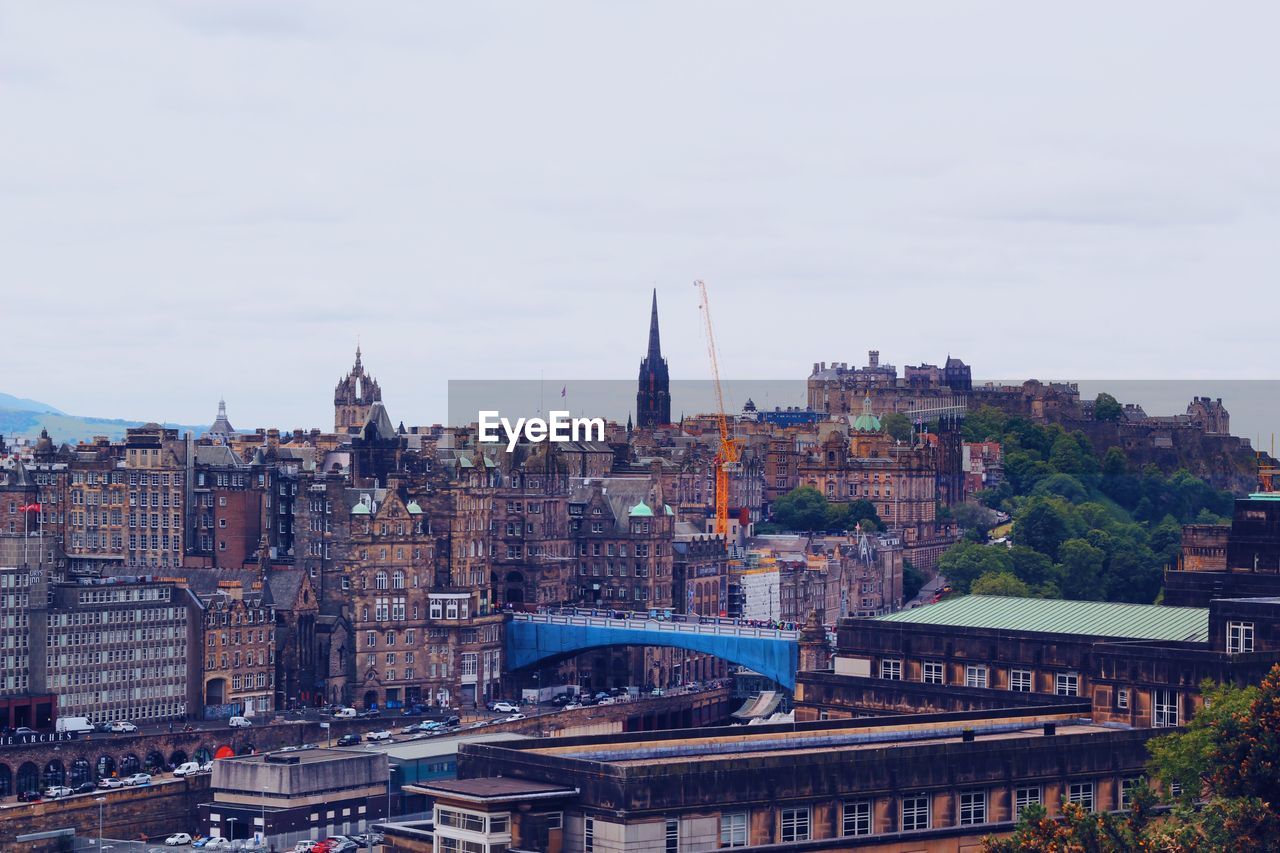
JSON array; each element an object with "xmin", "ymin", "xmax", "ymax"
[{"xmin": 2, "ymin": 2, "xmax": 1278, "ymax": 430}]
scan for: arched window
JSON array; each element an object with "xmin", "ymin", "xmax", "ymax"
[
  {"xmin": 375, "ymin": 572, "xmax": 388, "ymax": 590},
  {"xmin": 0, "ymin": 763, "xmax": 12, "ymax": 797},
  {"xmin": 392, "ymin": 570, "xmax": 405, "ymax": 589}
]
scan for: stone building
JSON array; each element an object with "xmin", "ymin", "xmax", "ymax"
[
  {"xmin": 197, "ymin": 579, "xmax": 276, "ymax": 719},
  {"xmin": 797, "ymin": 594, "xmax": 1280, "ymax": 730},
  {"xmin": 45, "ymin": 575, "xmax": 201, "ymax": 724},
  {"xmin": 334, "ymin": 346, "xmax": 383, "ymax": 435},
  {"xmin": 1166, "ymin": 493, "xmax": 1280, "ymax": 606},
  {"xmin": 437, "ymin": 705, "xmax": 1158, "ymax": 851}
]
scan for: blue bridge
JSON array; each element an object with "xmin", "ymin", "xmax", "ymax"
[{"xmin": 506, "ymin": 612, "xmax": 801, "ymax": 690}]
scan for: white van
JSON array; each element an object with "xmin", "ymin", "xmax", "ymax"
[
  {"xmin": 333, "ymin": 707, "xmax": 357, "ymax": 719},
  {"xmin": 228, "ymin": 716, "xmax": 253, "ymax": 728},
  {"xmin": 172, "ymin": 761, "xmax": 202, "ymax": 777},
  {"xmin": 56, "ymin": 717, "xmax": 94, "ymax": 735}
]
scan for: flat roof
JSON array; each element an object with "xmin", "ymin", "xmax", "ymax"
[
  {"xmin": 874, "ymin": 595, "xmax": 1209, "ymax": 642},
  {"xmin": 508, "ymin": 712, "xmax": 1112, "ymax": 766},
  {"xmin": 362, "ymin": 731, "xmax": 532, "ymax": 761},
  {"xmin": 232, "ymin": 747, "xmax": 369, "ymax": 766},
  {"xmin": 415, "ymin": 777, "xmax": 577, "ymax": 803}
]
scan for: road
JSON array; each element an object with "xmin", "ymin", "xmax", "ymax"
[{"xmin": 908, "ymin": 573, "xmax": 948, "ymax": 608}]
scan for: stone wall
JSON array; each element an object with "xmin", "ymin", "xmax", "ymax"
[{"xmin": 5, "ymin": 775, "xmax": 210, "ymax": 852}]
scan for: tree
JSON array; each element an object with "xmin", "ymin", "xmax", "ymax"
[
  {"xmin": 771, "ymin": 486, "xmax": 829, "ymax": 531},
  {"xmin": 902, "ymin": 559, "xmax": 925, "ymax": 601},
  {"xmin": 952, "ymin": 502, "xmax": 995, "ymax": 542},
  {"xmin": 971, "ymin": 571, "xmax": 1031, "ymax": 597},
  {"xmin": 1095, "ymin": 392, "xmax": 1123, "ymax": 421},
  {"xmin": 987, "ymin": 664, "xmax": 1280, "ymax": 852},
  {"xmin": 937, "ymin": 542, "xmax": 1013, "ymax": 593},
  {"xmin": 880, "ymin": 411, "xmax": 913, "ymax": 443},
  {"xmin": 1058, "ymin": 538, "xmax": 1106, "ymax": 600},
  {"xmin": 1013, "ymin": 498, "xmax": 1076, "ymax": 561}
]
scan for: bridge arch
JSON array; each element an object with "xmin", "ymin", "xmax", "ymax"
[
  {"xmin": 505, "ymin": 615, "xmax": 800, "ymax": 689},
  {"xmin": 69, "ymin": 757, "xmax": 93, "ymax": 786},
  {"xmin": 0, "ymin": 763, "xmax": 11, "ymax": 797},
  {"xmin": 16, "ymin": 762, "xmax": 39, "ymax": 795}
]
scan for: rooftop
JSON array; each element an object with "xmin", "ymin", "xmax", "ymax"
[
  {"xmin": 875, "ymin": 595, "xmax": 1209, "ymax": 643},
  {"xmin": 413, "ymin": 777, "xmax": 577, "ymax": 803}
]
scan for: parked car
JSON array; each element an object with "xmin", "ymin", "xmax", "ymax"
[
  {"xmin": 73, "ymin": 782, "xmax": 97, "ymax": 795},
  {"xmin": 332, "ymin": 707, "xmax": 357, "ymax": 718},
  {"xmin": 93, "ymin": 721, "xmax": 114, "ymax": 733},
  {"xmin": 564, "ymin": 703, "xmax": 583, "ymax": 711},
  {"xmin": 199, "ymin": 762, "xmax": 213, "ymax": 772},
  {"xmin": 365, "ymin": 729, "xmax": 392, "ymax": 741},
  {"xmin": 488, "ymin": 701, "xmax": 518, "ymax": 714},
  {"xmin": 443, "ymin": 715, "xmax": 461, "ymax": 727},
  {"xmin": 17, "ymin": 790, "xmax": 41, "ymax": 802},
  {"xmin": 293, "ymin": 843, "xmax": 319, "ymax": 853},
  {"xmin": 201, "ymin": 838, "xmax": 231, "ymax": 850},
  {"xmin": 336, "ymin": 733, "xmax": 361, "ymax": 746},
  {"xmin": 173, "ymin": 762, "xmax": 202, "ymax": 777},
  {"xmin": 503, "ymin": 713, "xmax": 527, "ymax": 722},
  {"xmin": 109, "ymin": 720, "xmax": 138, "ymax": 733},
  {"xmin": 165, "ymin": 833, "xmax": 193, "ymax": 846},
  {"xmin": 44, "ymin": 785, "xmax": 74, "ymax": 798},
  {"xmin": 123, "ymin": 773, "xmax": 152, "ymax": 786},
  {"xmin": 400, "ymin": 703, "xmax": 427, "ymax": 716},
  {"xmin": 598, "ymin": 697, "xmax": 617, "ymax": 705},
  {"xmin": 551, "ymin": 693, "xmax": 573, "ymax": 705},
  {"xmin": 97, "ymin": 777, "xmax": 124, "ymax": 789},
  {"xmin": 228, "ymin": 716, "xmax": 252, "ymax": 728},
  {"xmin": 357, "ymin": 708, "xmax": 380, "ymax": 718},
  {"xmin": 14, "ymin": 726, "xmax": 37, "ymax": 735}
]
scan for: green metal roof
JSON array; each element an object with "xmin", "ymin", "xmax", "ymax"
[
  {"xmin": 629, "ymin": 501, "xmax": 654, "ymax": 517},
  {"xmin": 1249, "ymin": 492, "xmax": 1280, "ymax": 501},
  {"xmin": 876, "ymin": 595, "xmax": 1209, "ymax": 643}
]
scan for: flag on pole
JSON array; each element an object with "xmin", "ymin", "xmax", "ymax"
[
  {"xmin": 560, "ymin": 386, "xmax": 566, "ymax": 398},
  {"xmin": 20, "ymin": 503, "xmax": 40, "ymax": 512}
]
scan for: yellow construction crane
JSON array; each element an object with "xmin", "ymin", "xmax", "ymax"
[{"xmin": 694, "ymin": 279, "xmax": 739, "ymax": 541}]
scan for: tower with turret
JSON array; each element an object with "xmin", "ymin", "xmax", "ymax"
[{"xmin": 334, "ymin": 346, "xmax": 383, "ymax": 434}]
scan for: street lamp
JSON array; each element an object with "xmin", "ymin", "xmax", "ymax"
[
  {"xmin": 227, "ymin": 817, "xmax": 237, "ymax": 843},
  {"xmin": 95, "ymin": 796, "xmax": 105, "ymax": 849},
  {"xmin": 386, "ymin": 764, "xmax": 399, "ymax": 821}
]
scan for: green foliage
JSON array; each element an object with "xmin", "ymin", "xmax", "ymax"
[
  {"xmin": 770, "ymin": 487, "xmax": 882, "ymax": 533},
  {"xmin": 970, "ymin": 571, "xmax": 1031, "ymax": 597},
  {"xmin": 939, "ymin": 407, "xmax": 1234, "ymax": 606},
  {"xmin": 1095, "ymin": 392, "xmax": 1123, "ymax": 421},
  {"xmin": 770, "ymin": 486, "xmax": 828, "ymax": 531},
  {"xmin": 951, "ymin": 501, "xmax": 995, "ymax": 543},
  {"xmin": 901, "ymin": 559, "xmax": 925, "ymax": 601},
  {"xmin": 938, "ymin": 542, "xmax": 1012, "ymax": 594},
  {"xmin": 988, "ymin": 664, "xmax": 1280, "ymax": 852},
  {"xmin": 880, "ymin": 411, "xmax": 913, "ymax": 442}
]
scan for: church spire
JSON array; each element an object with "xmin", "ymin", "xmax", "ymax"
[
  {"xmin": 636, "ymin": 289, "xmax": 671, "ymax": 428},
  {"xmin": 647, "ymin": 288, "xmax": 662, "ymax": 360},
  {"xmin": 354, "ymin": 343, "xmax": 363, "ymax": 372}
]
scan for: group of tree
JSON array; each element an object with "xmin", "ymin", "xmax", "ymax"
[
  {"xmin": 763, "ymin": 485, "xmax": 883, "ymax": 534},
  {"xmin": 983, "ymin": 664, "xmax": 1280, "ymax": 852},
  {"xmin": 941, "ymin": 404, "xmax": 1233, "ymax": 603}
]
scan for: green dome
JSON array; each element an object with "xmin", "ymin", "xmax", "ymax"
[
  {"xmin": 852, "ymin": 396, "xmax": 881, "ymax": 433},
  {"xmin": 406, "ymin": 501, "xmax": 423, "ymax": 515},
  {"xmin": 629, "ymin": 502, "xmax": 654, "ymax": 517}
]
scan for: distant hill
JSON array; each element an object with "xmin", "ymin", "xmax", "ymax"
[
  {"xmin": 0, "ymin": 392, "xmax": 64, "ymax": 415},
  {"xmin": 0, "ymin": 399, "xmax": 204, "ymax": 445}
]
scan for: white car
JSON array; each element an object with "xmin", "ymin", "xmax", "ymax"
[
  {"xmin": 293, "ymin": 843, "xmax": 319, "ymax": 853},
  {"xmin": 503, "ymin": 713, "xmax": 527, "ymax": 722},
  {"xmin": 97, "ymin": 777, "xmax": 125, "ymax": 789},
  {"xmin": 365, "ymin": 730, "xmax": 392, "ymax": 741},
  {"xmin": 44, "ymin": 785, "xmax": 74, "ymax": 798},
  {"xmin": 203, "ymin": 839, "xmax": 232, "ymax": 850},
  {"xmin": 124, "ymin": 773, "xmax": 152, "ymax": 786},
  {"xmin": 172, "ymin": 762, "xmax": 201, "ymax": 777},
  {"xmin": 199, "ymin": 762, "xmax": 213, "ymax": 772},
  {"xmin": 489, "ymin": 701, "xmax": 518, "ymax": 714},
  {"xmin": 165, "ymin": 833, "xmax": 193, "ymax": 846},
  {"xmin": 228, "ymin": 716, "xmax": 252, "ymax": 728},
  {"xmin": 109, "ymin": 721, "xmax": 138, "ymax": 733}
]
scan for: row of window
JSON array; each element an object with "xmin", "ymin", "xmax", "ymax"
[
  {"xmin": 882, "ymin": 659, "xmax": 1079, "ymax": 696},
  {"xmin": 715, "ymin": 781, "xmax": 1130, "ymax": 846}
]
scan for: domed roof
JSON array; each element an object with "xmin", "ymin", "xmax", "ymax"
[
  {"xmin": 852, "ymin": 396, "xmax": 881, "ymax": 433},
  {"xmin": 628, "ymin": 501, "xmax": 654, "ymax": 517},
  {"xmin": 664, "ymin": 504, "xmax": 674, "ymax": 516},
  {"xmin": 406, "ymin": 501, "xmax": 423, "ymax": 515}
]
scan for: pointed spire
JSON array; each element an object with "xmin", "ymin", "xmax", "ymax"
[
  {"xmin": 354, "ymin": 343, "xmax": 363, "ymax": 372},
  {"xmin": 647, "ymin": 288, "xmax": 662, "ymax": 360}
]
